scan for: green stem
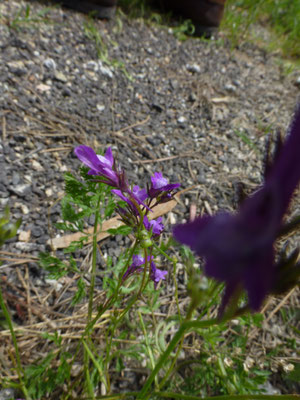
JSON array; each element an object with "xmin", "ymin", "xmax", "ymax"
[
  {"xmin": 87, "ymin": 200, "xmax": 101, "ymax": 325},
  {"xmin": 0, "ymin": 287, "xmax": 30, "ymax": 400},
  {"xmin": 153, "ymin": 393, "xmax": 300, "ymax": 400},
  {"xmin": 85, "ymin": 196, "xmax": 101, "ymax": 398},
  {"xmin": 172, "ymin": 258, "xmax": 181, "ymax": 320},
  {"xmin": 158, "ymin": 302, "xmax": 195, "ymax": 390},
  {"xmin": 152, "ymin": 241, "xmax": 174, "ymax": 263},
  {"xmin": 80, "ymin": 394, "xmax": 300, "ymax": 400},
  {"xmin": 138, "ymin": 310, "xmax": 158, "ymax": 388},
  {"xmin": 137, "ymin": 318, "xmax": 218, "ymax": 399},
  {"xmin": 103, "ymin": 246, "xmax": 152, "ymax": 382},
  {"xmin": 84, "ymin": 239, "xmax": 139, "ymax": 337},
  {"xmin": 65, "ymin": 240, "xmax": 140, "ymax": 398}
]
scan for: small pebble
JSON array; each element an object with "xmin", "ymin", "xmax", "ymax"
[
  {"xmin": 186, "ymin": 63, "xmax": 201, "ymax": 73},
  {"xmin": 43, "ymin": 58, "xmax": 57, "ymax": 70}
]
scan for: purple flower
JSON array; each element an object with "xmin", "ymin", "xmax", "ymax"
[
  {"xmin": 74, "ymin": 145, "xmax": 119, "ymax": 187},
  {"xmin": 123, "ymin": 254, "xmax": 145, "ymax": 280},
  {"xmin": 143, "ymin": 215, "xmax": 164, "ymax": 236},
  {"xmin": 149, "ymin": 172, "xmax": 180, "ymax": 200},
  {"xmin": 150, "ymin": 261, "xmax": 168, "ymax": 288},
  {"xmin": 123, "ymin": 254, "xmax": 167, "ymax": 288},
  {"xmin": 112, "ymin": 185, "xmax": 150, "ymax": 213},
  {"xmin": 132, "ymin": 185, "xmax": 148, "ymax": 203},
  {"xmin": 173, "ymin": 106, "xmax": 300, "ymax": 312}
]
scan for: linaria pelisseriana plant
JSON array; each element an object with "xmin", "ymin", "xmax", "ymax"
[{"xmin": 3, "ymin": 107, "xmax": 300, "ymax": 400}]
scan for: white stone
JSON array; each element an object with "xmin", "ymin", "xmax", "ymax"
[
  {"xmin": 19, "ymin": 230, "xmax": 31, "ymax": 242},
  {"xmin": 98, "ymin": 61, "xmax": 113, "ymax": 78},
  {"xmin": 96, "ymin": 104, "xmax": 105, "ymax": 112},
  {"xmin": 20, "ymin": 204, "xmax": 29, "ymax": 215},
  {"xmin": 36, "ymin": 83, "xmax": 51, "ymax": 92},
  {"xmin": 177, "ymin": 116, "xmax": 186, "ymax": 124},
  {"xmin": 186, "ymin": 63, "xmax": 201, "ymax": 73},
  {"xmin": 54, "ymin": 70, "xmax": 68, "ymax": 83},
  {"xmin": 31, "ymin": 159, "xmax": 44, "ymax": 171},
  {"xmin": 85, "ymin": 60, "xmax": 99, "ymax": 71},
  {"xmin": 7, "ymin": 60, "xmax": 25, "ymax": 70},
  {"xmin": 43, "ymin": 58, "xmax": 57, "ymax": 70},
  {"xmin": 169, "ymin": 212, "xmax": 176, "ymax": 225},
  {"xmin": 45, "ymin": 188, "xmax": 53, "ymax": 197}
]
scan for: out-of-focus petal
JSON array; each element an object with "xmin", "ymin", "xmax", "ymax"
[
  {"xmin": 75, "ymin": 145, "xmax": 103, "ymax": 172},
  {"xmin": 132, "ymin": 185, "xmax": 148, "ymax": 203},
  {"xmin": 151, "ymin": 172, "xmax": 168, "ymax": 189}
]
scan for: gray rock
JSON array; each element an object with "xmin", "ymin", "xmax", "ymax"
[
  {"xmin": 186, "ymin": 63, "xmax": 201, "ymax": 73},
  {"xmin": 54, "ymin": 70, "xmax": 68, "ymax": 83},
  {"xmin": 259, "ymin": 381, "xmax": 281, "ymax": 395},
  {"xmin": 224, "ymin": 83, "xmax": 236, "ymax": 93},
  {"xmin": 177, "ymin": 116, "xmax": 187, "ymax": 125},
  {"xmin": 85, "ymin": 60, "xmax": 99, "ymax": 72},
  {"xmin": 12, "ymin": 171, "xmax": 20, "ymax": 185},
  {"xmin": 98, "ymin": 63, "xmax": 113, "ymax": 79},
  {"xmin": 0, "ymin": 388, "xmax": 16, "ymax": 400},
  {"xmin": 43, "ymin": 58, "xmax": 57, "ymax": 70},
  {"xmin": 32, "ymin": 226, "xmax": 43, "ymax": 238},
  {"xmin": 7, "ymin": 60, "xmax": 27, "ymax": 76},
  {"xmin": 10, "ymin": 184, "xmax": 31, "ymax": 197}
]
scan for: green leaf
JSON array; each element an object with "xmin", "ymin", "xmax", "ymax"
[
  {"xmin": 63, "ymin": 236, "xmax": 88, "ymax": 253},
  {"xmin": 71, "ymin": 277, "xmax": 86, "ymax": 305},
  {"xmin": 107, "ymin": 225, "xmax": 132, "ymax": 236},
  {"xmin": 104, "ymin": 199, "xmax": 117, "ymax": 218}
]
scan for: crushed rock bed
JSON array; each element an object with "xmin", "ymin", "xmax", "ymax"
[{"xmin": 0, "ymin": 0, "xmax": 299, "ymax": 396}]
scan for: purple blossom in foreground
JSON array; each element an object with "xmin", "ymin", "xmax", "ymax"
[
  {"xmin": 149, "ymin": 172, "xmax": 180, "ymax": 200},
  {"xmin": 143, "ymin": 215, "xmax": 164, "ymax": 236},
  {"xmin": 75, "ymin": 145, "xmax": 120, "ymax": 188},
  {"xmin": 123, "ymin": 254, "xmax": 167, "ymax": 288},
  {"xmin": 173, "ymin": 106, "xmax": 300, "ymax": 312}
]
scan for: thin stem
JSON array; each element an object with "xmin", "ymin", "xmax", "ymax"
[
  {"xmin": 84, "ymin": 348, "xmax": 95, "ymax": 399},
  {"xmin": 82, "ymin": 339, "xmax": 108, "ymax": 392},
  {"xmin": 0, "ymin": 287, "xmax": 30, "ymax": 400},
  {"xmin": 102, "ymin": 246, "xmax": 152, "ymax": 386},
  {"xmin": 158, "ymin": 302, "xmax": 195, "ymax": 390},
  {"xmin": 152, "ymin": 241, "xmax": 174, "ymax": 263},
  {"xmin": 172, "ymin": 258, "xmax": 181, "ymax": 320},
  {"xmin": 87, "ymin": 198, "xmax": 101, "ymax": 325},
  {"xmin": 137, "ymin": 318, "xmax": 219, "ymax": 399},
  {"xmin": 85, "ymin": 195, "xmax": 101, "ymax": 399},
  {"xmin": 138, "ymin": 310, "xmax": 158, "ymax": 388},
  {"xmin": 138, "ymin": 247, "xmax": 148, "ymax": 295},
  {"xmin": 153, "ymin": 393, "xmax": 300, "ymax": 400}
]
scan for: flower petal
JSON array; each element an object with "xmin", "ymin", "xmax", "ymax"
[
  {"xmin": 75, "ymin": 145, "xmax": 102, "ymax": 172},
  {"xmin": 151, "ymin": 172, "xmax": 168, "ymax": 189}
]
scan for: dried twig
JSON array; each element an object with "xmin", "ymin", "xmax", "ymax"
[{"xmin": 48, "ymin": 200, "xmax": 177, "ymax": 249}]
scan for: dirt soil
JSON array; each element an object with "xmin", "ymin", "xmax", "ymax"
[{"xmin": 0, "ymin": 0, "xmax": 299, "ymax": 398}]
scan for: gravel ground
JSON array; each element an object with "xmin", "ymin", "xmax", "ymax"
[{"xmin": 0, "ymin": 0, "xmax": 300, "ymax": 397}]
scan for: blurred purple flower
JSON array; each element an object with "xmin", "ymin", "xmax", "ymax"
[
  {"xmin": 123, "ymin": 254, "xmax": 167, "ymax": 288},
  {"xmin": 123, "ymin": 254, "xmax": 145, "ymax": 280},
  {"xmin": 150, "ymin": 261, "xmax": 168, "ymax": 288},
  {"xmin": 74, "ymin": 145, "xmax": 120, "ymax": 187},
  {"xmin": 132, "ymin": 185, "xmax": 148, "ymax": 203},
  {"xmin": 112, "ymin": 185, "xmax": 150, "ymax": 214},
  {"xmin": 143, "ymin": 215, "xmax": 164, "ymax": 236},
  {"xmin": 149, "ymin": 172, "xmax": 180, "ymax": 200},
  {"xmin": 173, "ymin": 106, "xmax": 300, "ymax": 312}
]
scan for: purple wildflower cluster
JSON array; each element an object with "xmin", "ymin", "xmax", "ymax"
[
  {"xmin": 122, "ymin": 254, "xmax": 168, "ymax": 288},
  {"xmin": 74, "ymin": 145, "xmax": 180, "ymax": 287},
  {"xmin": 173, "ymin": 106, "xmax": 300, "ymax": 314}
]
